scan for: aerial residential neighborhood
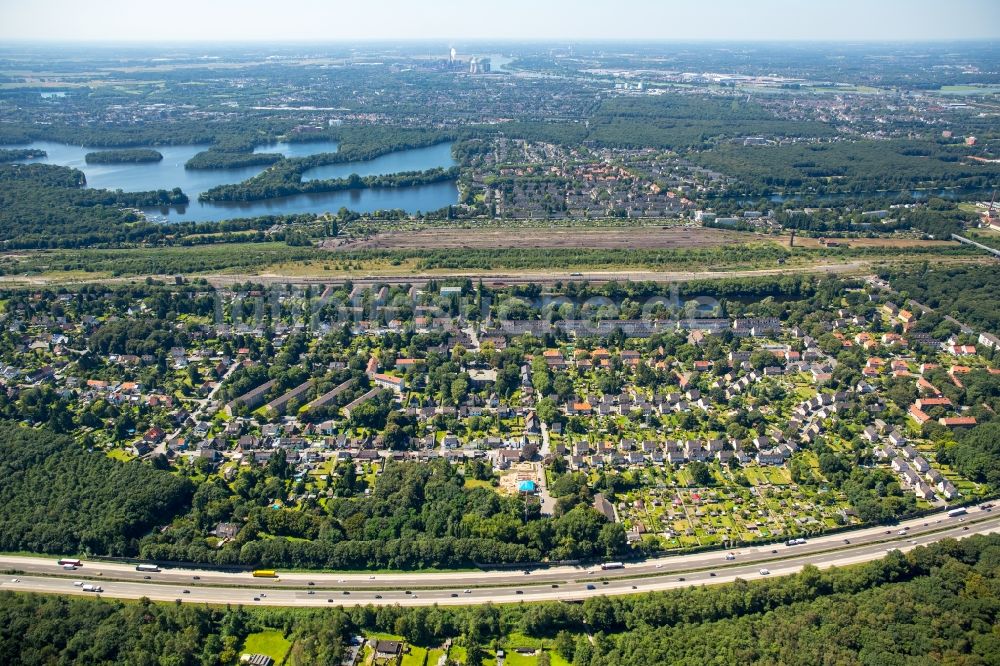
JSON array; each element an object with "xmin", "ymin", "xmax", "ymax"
[
  {"xmin": 3, "ymin": 274, "xmax": 996, "ymax": 561},
  {"xmin": 2, "ymin": 2, "xmax": 1000, "ymax": 663}
]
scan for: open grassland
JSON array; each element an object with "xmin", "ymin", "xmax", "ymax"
[
  {"xmin": 242, "ymin": 630, "xmax": 292, "ymax": 664},
  {"xmin": 0, "ymin": 235, "xmax": 988, "ymax": 287}
]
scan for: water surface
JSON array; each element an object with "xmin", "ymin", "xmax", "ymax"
[{"xmin": 2, "ymin": 140, "xmax": 458, "ymax": 221}]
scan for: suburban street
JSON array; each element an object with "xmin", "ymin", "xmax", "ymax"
[{"xmin": 2, "ymin": 506, "xmax": 996, "ymax": 607}]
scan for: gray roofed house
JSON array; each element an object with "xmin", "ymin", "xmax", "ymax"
[
  {"xmin": 594, "ymin": 493, "xmax": 617, "ymax": 522},
  {"xmin": 226, "ymin": 379, "xmax": 277, "ymax": 416}
]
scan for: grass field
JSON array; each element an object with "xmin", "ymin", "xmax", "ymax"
[
  {"xmin": 242, "ymin": 630, "xmax": 291, "ymax": 664},
  {"xmin": 401, "ymin": 645, "xmax": 428, "ymax": 665},
  {"xmin": 0, "ymin": 232, "xmax": 987, "ymax": 286},
  {"xmin": 105, "ymin": 448, "xmax": 135, "ymax": 462}
]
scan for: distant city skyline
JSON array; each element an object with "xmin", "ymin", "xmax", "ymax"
[{"xmin": 1, "ymin": 0, "xmax": 999, "ymax": 43}]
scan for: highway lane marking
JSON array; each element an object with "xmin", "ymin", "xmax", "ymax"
[
  {"xmin": 5, "ymin": 510, "xmax": 994, "ymax": 593},
  {"xmin": 4, "ymin": 521, "xmax": 997, "ymax": 607}
]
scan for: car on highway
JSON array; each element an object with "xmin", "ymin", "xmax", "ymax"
[
  {"xmin": 9, "ymin": 578, "xmax": 19, "ymax": 583},
  {"xmin": 516, "ymin": 590, "xmax": 523, "ymax": 595},
  {"xmin": 759, "ymin": 569, "xmax": 770, "ymax": 576},
  {"xmin": 369, "ymin": 575, "xmax": 375, "ymax": 580},
  {"xmin": 709, "ymin": 572, "xmax": 717, "ymax": 577},
  {"xmin": 844, "ymin": 539, "xmax": 851, "ymax": 544},
  {"xmin": 252, "ymin": 597, "xmax": 260, "ymax": 601},
  {"xmin": 374, "ymin": 595, "xmax": 382, "ymax": 599},
  {"xmin": 586, "ymin": 584, "xmax": 596, "ymax": 590},
  {"xmin": 73, "ymin": 581, "xmax": 84, "ymax": 586},
  {"xmin": 307, "ymin": 590, "xmax": 315, "ymax": 595},
  {"xmin": 182, "ymin": 589, "xmax": 190, "ymax": 594},
  {"xmin": 451, "ymin": 593, "xmax": 458, "ymax": 597},
  {"xmin": 463, "ymin": 589, "xmax": 471, "ymax": 594},
  {"xmin": 404, "ymin": 590, "xmax": 412, "ymax": 595},
  {"xmin": 192, "ymin": 576, "xmax": 200, "ymax": 580},
  {"xmin": 771, "ymin": 549, "xmax": 778, "ymax": 554},
  {"xmin": 143, "ymin": 575, "xmax": 151, "ymax": 580},
  {"xmin": 307, "ymin": 581, "xmax": 314, "ymax": 586},
  {"xmin": 631, "ymin": 585, "xmax": 637, "ymax": 589},
  {"xmin": 897, "ymin": 529, "xmax": 908, "ymax": 535},
  {"xmin": 677, "ymin": 577, "xmax": 685, "ymax": 582},
  {"xmin": 551, "ymin": 584, "xmax": 559, "ymax": 588},
  {"xmin": 341, "ymin": 590, "xmax": 350, "ymax": 595},
  {"xmin": 725, "ymin": 553, "xmax": 736, "ymax": 560}
]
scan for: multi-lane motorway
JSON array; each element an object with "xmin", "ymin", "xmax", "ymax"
[{"xmin": 2, "ymin": 506, "xmax": 997, "ymax": 606}]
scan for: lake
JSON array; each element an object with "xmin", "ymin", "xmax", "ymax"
[
  {"xmin": 302, "ymin": 142, "xmax": 455, "ymax": 181},
  {"xmin": 2, "ymin": 140, "xmax": 459, "ymax": 222}
]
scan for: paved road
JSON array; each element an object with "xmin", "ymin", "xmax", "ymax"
[{"xmin": 1, "ymin": 507, "xmax": 996, "ymax": 606}]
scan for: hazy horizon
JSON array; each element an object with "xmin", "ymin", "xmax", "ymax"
[{"xmin": 2, "ymin": 0, "xmax": 999, "ymax": 43}]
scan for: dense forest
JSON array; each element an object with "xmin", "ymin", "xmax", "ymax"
[
  {"xmin": 0, "ymin": 422, "xmax": 193, "ymax": 556},
  {"xmin": 0, "ymin": 164, "xmax": 187, "ymax": 248},
  {"xmin": 498, "ymin": 95, "xmax": 836, "ymax": 151},
  {"xmin": 201, "ymin": 166, "xmax": 459, "ymax": 203},
  {"xmin": 888, "ymin": 264, "xmax": 1000, "ymax": 335},
  {"xmin": 84, "ymin": 149, "xmax": 163, "ymax": 164},
  {"xmin": 0, "ymin": 243, "xmax": 319, "ymax": 277},
  {"xmin": 939, "ymin": 422, "xmax": 1000, "ymax": 488},
  {"xmin": 694, "ymin": 139, "xmax": 1000, "ymax": 195},
  {"xmin": 185, "ymin": 149, "xmax": 284, "ymax": 170},
  {"xmin": 2, "ymin": 534, "xmax": 998, "ymax": 665},
  {"xmin": 0, "ymin": 117, "xmax": 297, "ymax": 149},
  {"xmin": 772, "ymin": 197, "xmax": 976, "ymax": 239},
  {"xmin": 0, "ymin": 147, "xmax": 46, "ymax": 162},
  {"xmin": 140, "ymin": 458, "xmax": 628, "ymax": 569}
]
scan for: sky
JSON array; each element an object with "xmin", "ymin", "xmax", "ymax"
[{"xmin": 1, "ymin": 0, "xmax": 998, "ymax": 42}]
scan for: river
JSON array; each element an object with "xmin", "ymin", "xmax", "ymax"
[{"xmin": 2, "ymin": 140, "xmax": 459, "ymax": 222}]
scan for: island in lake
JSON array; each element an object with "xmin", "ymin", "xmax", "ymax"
[
  {"xmin": 84, "ymin": 149, "xmax": 163, "ymax": 164},
  {"xmin": 0, "ymin": 148, "xmax": 47, "ymax": 162},
  {"xmin": 184, "ymin": 148, "xmax": 284, "ymax": 170}
]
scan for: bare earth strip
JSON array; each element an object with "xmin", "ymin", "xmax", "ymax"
[{"xmin": 324, "ymin": 227, "xmax": 773, "ymax": 251}]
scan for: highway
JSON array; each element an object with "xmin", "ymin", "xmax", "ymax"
[{"xmin": 1, "ymin": 506, "xmax": 996, "ymax": 607}]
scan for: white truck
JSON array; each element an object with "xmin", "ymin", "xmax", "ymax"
[{"xmin": 81, "ymin": 584, "xmax": 103, "ymax": 593}]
